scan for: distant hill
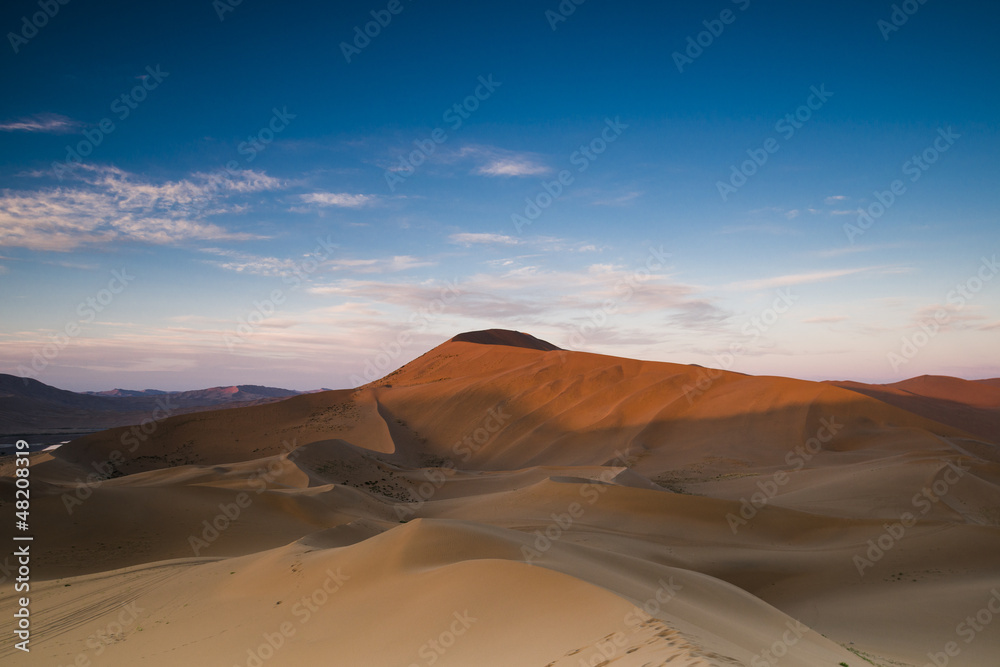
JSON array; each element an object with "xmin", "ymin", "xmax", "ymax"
[
  {"xmin": 85, "ymin": 388, "xmax": 170, "ymax": 397},
  {"xmin": 829, "ymin": 374, "xmax": 1000, "ymax": 443},
  {"xmin": 0, "ymin": 374, "xmax": 308, "ymax": 440},
  {"xmin": 84, "ymin": 384, "xmax": 304, "ymax": 400}
]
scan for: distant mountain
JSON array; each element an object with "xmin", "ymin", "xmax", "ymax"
[
  {"xmin": 86, "ymin": 388, "xmax": 170, "ymax": 397},
  {"xmin": 0, "ymin": 374, "xmax": 310, "ymax": 440},
  {"xmin": 84, "ymin": 384, "xmax": 305, "ymax": 400}
]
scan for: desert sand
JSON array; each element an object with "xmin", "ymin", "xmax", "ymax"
[{"xmin": 2, "ymin": 330, "xmax": 998, "ymax": 666}]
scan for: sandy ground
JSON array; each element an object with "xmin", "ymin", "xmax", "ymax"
[{"xmin": 2, "ymin": 331, "xmax": 998, "ymax": 666}]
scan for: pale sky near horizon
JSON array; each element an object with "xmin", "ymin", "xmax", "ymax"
[{"xmin": 1, "ymin": 0, "xmax": 998, "ymax": 391}]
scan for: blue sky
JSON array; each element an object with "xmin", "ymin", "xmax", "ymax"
[{"xmin": 1, "ymin": 0, "xmax": 998, "ymax": 391}]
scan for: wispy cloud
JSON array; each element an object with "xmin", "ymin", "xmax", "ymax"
[
  {"xmin": 718, "ymin": 224, "xmax": 796, "ymax": 236},
  {"xmin": 459, "ymin": 145, "xmax": 550, "ymax": 177},
  {"xmin": 911, "ymin": 303, "xmax": 989, "ymax": 332},
  {"xmin": 298, "ymin": 192, "xmax": 374, "ymax": 208},
  {"xmin": 824, "ymin": 195, "xmax": 849, "ymax": 205},
  {"xmin": 449, "ymin": 232, "xmax": 520, "ymax": 246},
  {"xmin": 0, "ymin": 165, "xmax": 279, "ymax": 251},
  {"xmin": 200, "ymin": 248, "xmax": 309, "ymax": 277},
  {"xmin": 0, "ymin": 113, "xmax": 81, "ymax": 134},
  {"xmin": 306, "ymin": 263, "xmax": 726, "ymax": 336},
  {"xmin": 724, "ymin": 267, "xmax": 872, "ymax": 291},
  {"xmin": 748, "ymin": 206, "xmax": 803, "ymax": 220},
  {"xmin": 591, "ymin": 191, "xmax": 643, "ymax": 206},
  {"xmin": 816, "ymin": 243, "xmax": 904, "ymax": 258},
  {"xmin": 202, "ymin": 247, "xmax": 434, "ymax": 278},
  {"xmin": 803, "ymin": 316, "xmax": 849, "ymax": 324},
  {"xmin": 381, "ymin": 143, "xmax": 550, "ymax": 179},
  {"xmin": 329, "ymin": 255, "xmax": 436, "ymax": 273},
  {"xmin": 475, "ymin": 158, "xmax": 550, "ymax": 177}
]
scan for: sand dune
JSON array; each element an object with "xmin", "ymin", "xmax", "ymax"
[
  {"xmin": 3, "ymin": 331, "xmax": 998, "ymax": 665},
  {"xmin": 831, "ymin": 375, "xmax": 1000, "ymax": 444}
]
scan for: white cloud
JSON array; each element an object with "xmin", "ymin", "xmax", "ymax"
[
  {"xmin": 824, "ymin": 195, "xmax": 849, "ymax": 205},
  {"xmin": 0, "ymin": 113, "xmax": 80, "ymax": 133}
]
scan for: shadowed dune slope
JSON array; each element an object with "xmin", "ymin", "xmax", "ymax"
[{"xmin": 831, "ymin": 375, "xmax": 1000, "ymax": 443}]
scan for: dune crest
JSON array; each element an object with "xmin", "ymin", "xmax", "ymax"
[{"xmin": 449, "ymin": 328, "xmax": 563, "ymax": 351}]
